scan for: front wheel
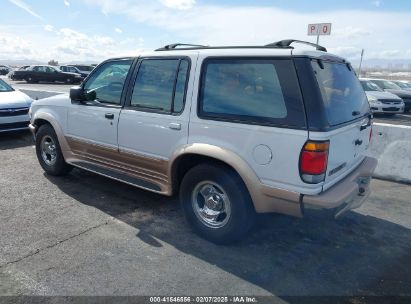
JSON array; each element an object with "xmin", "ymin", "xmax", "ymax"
[
  {"xmin": 35, "ymin": 124, "xmax": 72, "ymax": 176},
  {"xmin": 65, "ymin": 78, "xmax": 73, "ymax": 84},
  {"xmin": 180, "ymin": 163, "xmax": 255, "ymax": 244}
]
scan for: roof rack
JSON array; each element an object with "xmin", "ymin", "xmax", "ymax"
[
  {"xmin": 265, "ymin": 39, "xmax": 327, "ymax": 52},
  {"xmin": 155, "ymin": 43, "xmax": 207, "ymax": 51},
  {"xmin": 154, "ymin": 39, "xmax": 327, "ymax": 52}
]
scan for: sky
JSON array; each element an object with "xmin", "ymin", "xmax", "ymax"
[{"xmin": 1, "ymin": 0, "xmax": 411, "ymax": 64}]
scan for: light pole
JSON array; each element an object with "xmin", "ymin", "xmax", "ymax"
[{"xmin": 358, "ymin": 49, "xmax": 364, "ymax": 77}]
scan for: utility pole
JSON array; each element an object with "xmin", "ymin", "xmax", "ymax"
[{"xmin": 358, "ymin": 49, "xmax": 364, "ymax": 77}]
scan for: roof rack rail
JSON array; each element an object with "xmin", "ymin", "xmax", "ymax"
[
  {"xmin": 155, "ymin": 43, "xmax": 207, "ymax": 51},
  {"xmin": 265, "ymin": 39, "xmax": 327, "ymax": 52}
]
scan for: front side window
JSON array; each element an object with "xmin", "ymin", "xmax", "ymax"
[
  {"xmin": 312, "ymin": 60, "xmax": 369, "ymax": 126},
  {"xmin": 34, "ymin": 66, "xmax": 46, "ymax": 72},
  {"xmin": 130, "ymin": 58, "xmax": 189, "ymax": 113},
  {"xmin": 83, "ymin": 59, "xmax": 133, "ymax": 105},
  {"xmin": 199, "ymin": 58, "xmax": 305, "ymax": 127}
]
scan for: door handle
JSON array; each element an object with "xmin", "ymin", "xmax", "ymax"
[
  {"xmin": 355, "ymin": 139, "xmax": 363, "ymax": 146},
  {"xmin": 169, "ymin": 123, "xmax": 181, "ymax": 130},
  {"xmin": 105, "ymin": 113, "xmax": 114, "ymax": 120}
]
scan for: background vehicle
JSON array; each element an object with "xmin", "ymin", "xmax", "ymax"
[
  {"xmin": 0, "ymin": 78, "xmax": 33, "ymax": 132},
  {"xmin": 368, "ymin": 78, "xmax": 411, "ymax": 112},
  {"xmin": 71, "ymin": 65, "xmax": 94, "ymax": 77},
  {"xmin": 392, "ymin": 80, "xmax": 411, "ymax": 91},
  {"xmin": 0, "ymin": 65, "xmax": 11, "ymax": 76},
  {"xmin": 29, "ymin": 41, "xmax": 376, "ymax": 243},
  {"xmin": 360, "ymin": 79, "xmax": 404, "ymax": 115},
  {"xmin": 12, "ymin": 65, "xmax": 83, "ymax": 84},
  {"xmin": 60, "ymin": 65, "xmax": 89, "ymax": 78},
  {"xmin": 8, "ymin": 66, "xmax": 29, "ymax": 80}
]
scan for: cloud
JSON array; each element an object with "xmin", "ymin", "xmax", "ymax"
[
  {"xmin": 7, "ymin": 0, "xmax": 43, "ymax": 20},
  {"xmin": 0, "ymin": 30, "xmax": 36, "ymax": 59},
  {"xmin": 44, "ymin": 24, "xmax": 54, "ymax": 32},
  {"xmin": 115, "ymin": 27, "xmax": 123, "ymax": 34},
  {"xmin": 64, "ymin": 0, "xmax": 70, "ymax": 6},
  {"xmin": 81, "ymin": 0, "xmax": 411, "ymax": 62},
  {"xmin": 373, "ymin": 0, "xmax": 381, "ymax": 8},
  {"xmin": 159, "ymin": 0, "xmax": 195, "ymax": 10},
  {"xmin": 333, "ymin": 26, "xmax": 371, "ymax": 39}
]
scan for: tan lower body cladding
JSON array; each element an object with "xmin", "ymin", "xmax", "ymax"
[{"xmin": 65, "ymin": 136, "xmax": 171, "ymax": 194}]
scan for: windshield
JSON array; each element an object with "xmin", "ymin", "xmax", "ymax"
[
  {"xmin": 312, "ymin": 60, "xmax": 369, "ymax": 126},
  {"xmin": 361, "ymin": 80, "xmax": 383, "ymax": 92},
  {"xmin": 394, "ymin": 81, "xmax": 411, "ymax": 89},
  {"xmin": 0, "ymin": 79, "xmax": 13, "ymax": 92},
  {"xmin": 373, "ymin": 80, "xmax": 402, "ymax": 90}
]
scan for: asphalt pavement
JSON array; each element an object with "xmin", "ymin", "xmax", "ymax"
[{"xmin": 0, "ymin": 131, "xmax": 410, "ymax": 299}]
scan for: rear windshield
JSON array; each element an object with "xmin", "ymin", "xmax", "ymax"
[
  {"xmin": 312, "ymin": 60, "xmax": 369, "ymax": 126},
  {"xmin": 198, "ymin": 58, "xmax": 306, "ymax": 129}
]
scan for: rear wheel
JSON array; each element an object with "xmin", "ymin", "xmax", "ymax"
[
  {"xmin": 25, "ymin": 76, "xmax": 35, "ymax": 83},
  {"xmin": 180, "ymin": 163, "xmax": 255, "ymax": 244},
  {"xmin": 35, "ymin": 124, "xmax": 72, "ymax": 176}
]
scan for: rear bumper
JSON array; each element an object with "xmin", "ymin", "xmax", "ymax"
[{"xmin": 302, "ymin": 156, "xmax": 378, "ymax": 217}]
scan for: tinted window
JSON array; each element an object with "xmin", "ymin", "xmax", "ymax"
[
  {"xmin": 199, "ymin": 59, "xmax": 305, "ymax": 127},
  {"xmin": 0, "ymin": 79, "xmax": 13, "ymax": 92},
  {"xmin": 173, "ymin": 60, "xmax": 189, "ymax": 113},
  {"xmin": 312, "ymin": 60, "xmax": 369, "ymax": 126},
  {"xmin": 84, "ymin": 60, "xmax": 132, "ymax": 105},
  {"xmin": 130, "ymin": 59, "xmax": 189, "ymax": 113}
]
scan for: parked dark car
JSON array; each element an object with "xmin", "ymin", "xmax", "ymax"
[
  {"xmin": 12, "ymin": 65, "xmax": 83, "ymax": 84},
  {"xmin": 0, "ymin": 65, "xmax": 10, "ymax": 76},
  {"xmin": 60, "ymin": 65, "xmax": 89, "ymax": 78},
  {"xmin": 369, "ymin": 79, "xmax": 411, "ymax": 112},
  {"xmin": 8, "ymin": 66, "xmax": 30, "ymax": 80}
]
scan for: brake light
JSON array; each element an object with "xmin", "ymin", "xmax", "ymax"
[{"xmin": 299, "ymin": 141, "xmax": 329, "ymax": 183}]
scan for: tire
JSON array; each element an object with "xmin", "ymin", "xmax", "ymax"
[
  {"xmin": 25, "ymin": 76, "xmax": 34, "ymax": 83},
  {"xmin": 35, "ymin": 124, "xmax": 72, "ymax": 176},
  {"xmin": 179, "ymin": 163, "xmax": 255, "ymax": 244},
  {"xmin": 65, "ymin": 78, "xmax": 73, "ymax": 84}
]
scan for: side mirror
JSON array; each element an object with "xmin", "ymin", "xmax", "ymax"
[{"xmin": 70, "ymin": 86, "xmax": 85, "ymax": 102}]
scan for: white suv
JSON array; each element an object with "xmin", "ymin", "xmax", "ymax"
[{"xmin": 29, "ymin": 40, "xmax": 377, "ymax": 243}]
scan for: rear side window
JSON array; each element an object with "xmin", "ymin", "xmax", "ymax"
[
  {"xmin": 198, "ymin": 58, "xmax": 306, "ymax": 128},
  {"xmin": 130, "ymin": 58, "xmax": 190, "ymax": 114},
  {"xmin": 312, "ymin": 60, "xmax": 369, "ymax": 126}
]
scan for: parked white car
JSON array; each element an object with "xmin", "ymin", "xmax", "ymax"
[
  {"xmin": 29, "ymin": 40, "xmax": 377, "ymax": 243},
  {"xmin": 360, "ymin": 79, "xmax": 404, "ymax": 115},
  {"xmin": 0, "ymin": 78, "xmax": 33, "ymax": 132}
]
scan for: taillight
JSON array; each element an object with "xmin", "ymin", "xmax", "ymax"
[{"xmin": 299, "ymin": 141, "xmax": 329, "ymax": 183}]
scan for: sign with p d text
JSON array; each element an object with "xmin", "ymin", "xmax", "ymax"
[{"xmin": 307, "ymin": 23, "xmax": 332, "ymax": 36}]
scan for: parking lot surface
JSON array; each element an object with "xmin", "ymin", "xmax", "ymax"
[
  {"xmin": 1, "ymin": 76, "xmax": 71, "ymax": 94},
  {"xmin": 0, "ymin": 131, "xmax": 410, "ymax": 299}
]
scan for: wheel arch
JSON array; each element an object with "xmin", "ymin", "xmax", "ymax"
[
  {"xmin": 32, "ymin": 112, "xmax": 70, "ymax": 153},
  {"xmin": 169, "ymin": 144, "xmax": 261, "ymax": 210}
]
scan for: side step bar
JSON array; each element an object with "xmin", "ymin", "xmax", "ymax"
[{"xmin": 71, "ymin": 161, "xmax": 161, "ymax": 192}]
